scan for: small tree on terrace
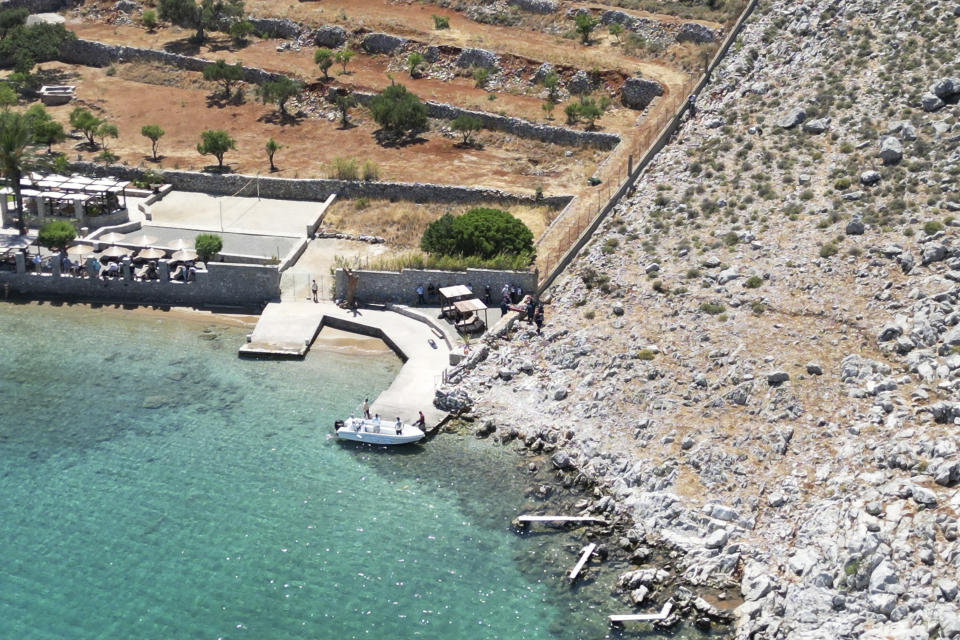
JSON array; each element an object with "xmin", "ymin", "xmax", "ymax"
[
  {"xmin": 256, "ymin": 77, "xmax": 302, "ymax": 116},
  {"xmin": 407, "ymin": 52, "xmax": 423, "ymax": 78},
  {"xmin": 369, "ymin": 82, "xmax": 427, "ymax": 142},
  {"xmin": 451, "ymin": 114, "xmax": 481, "ymax": 146},
  {"xmin": 203, "ymin": 59, "xmax": 244, "ymax": 98},
  {"xmin": 265, "ymin": 137, "xmax": 281, "ymax": 171},
  {"xmin": 141, "ymin": 124, "xmax": 165, "ymax": 161},
  {"xmin": 608, "ymin": 22, "xmax": 624, "ymax": 43},
  {"xmin": 96, "ymin": 123, "xmax": 118, "ymax": 150},
  {"xmin": 158, "ymin": 0, "xmax": 244, "ymax": 44},
  {"xmin": 0, "ymin": 82, "xmax": 16, "ymax": 106},
  {"xmin": 194, "ymin": 233, "xmax": 223, "ymax": 261},
  {"xmin": 69, "ymin": 107, "xmax": 102, "ymax": 146},
  {"xmin": 334, "ymin": 48, "xmax": 354, "ymax": 74},
  {"xmin": 37, "ymin": 220, "xmax": 76, "ymax": 253},
  {"xmin": 575, "ymin": 12, "xmax": 598, "ymax": 45},
  {"xmin": 23, "ymin": 105, "xmax": 64, "ymax": 151},
  {"xmin": 542, "ymin": 69, "xmax": 559, "ymax": 102},
  {"xmin": 196, "ymin": 129, "xmax": 235, "ymax": 170},
  {"xmin": 141, "ymin": 9, "xmax": 158, "ymax": 31},
  {"xmin": 228, "ymin": 19, "xmax": 254, "ymax": 45},
  {"xmin": 333, "ymin": 90, "xmax": 357, "ymax": 128},
  {"xmin": 314, "ymin": 47, "xmax": 333, "ymax": 80},
  {"xmin": 420, "ymin": 207, "xmax": 534, "ymax": 260}
]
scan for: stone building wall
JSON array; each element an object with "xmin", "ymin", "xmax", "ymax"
[{"xmin": 333, "ymin": 267, "xmax": 537, "ymax": 304}]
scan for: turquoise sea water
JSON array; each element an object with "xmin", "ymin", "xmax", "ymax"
[
  {"xmin": 0, "ymin": 302, "xmax": 720, "ymax": 640},
  {"xmin": 0, "ymin": 303, "xmax": 580, "ymax": 639}
]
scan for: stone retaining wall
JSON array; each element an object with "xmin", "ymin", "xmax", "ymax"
[
  {"xmin": 59, "ymin": 39, "xmax": 619, "ymax": 150},
  {"xmin": 71, "ymin": 161, "xmax": 572, "ymax": 208},
  {"xmin": 1, "ymin": 261, "xmax": 279, "ymax": 308},
  {"xmin": 350, "ymin": 91, "xmax": 620, "ymax": 149},
  {"xmin": 0, "ymin": 0, "xmax": 70, "ymax": 12},
  {"xmin": 58, "ymin": 39, "xmax": 285, "ymax": 85},
  {"xmin": 333, "ymin": 267, "xmax": 537, "ymax": 304}
]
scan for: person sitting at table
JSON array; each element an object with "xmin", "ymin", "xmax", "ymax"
[
  {"xmin": 171, "ymin": 264, "xmax": 186, "ymax": 281},
  {"xmin": 187, "ymin": 263, "xmax": 198, "ymax": 282},
  {"xmin": 102, "ymin": 261, "xmax": 120, "ymax": 279}
]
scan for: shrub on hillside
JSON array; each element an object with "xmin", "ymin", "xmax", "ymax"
[{"xmin": 420, "ymin": 207, "xmax": 533, "ymax": 260}]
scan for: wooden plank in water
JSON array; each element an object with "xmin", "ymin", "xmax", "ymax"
[
  {"xmin": 568, "ymin": 543, "xmax": 596, "ymax": 581},
  {"xmin": 516, "ymin": 515, "xmax": 608, "ymax": 525},
  {"xmin": 609, "ymin": 602, "xmax": 673, "ymax": 624}
]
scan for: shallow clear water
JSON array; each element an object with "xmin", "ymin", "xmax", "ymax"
[
  {"xmin": 0, "ymin": 303, "xmax": 580, "ymax": 639},
  {"xmin": 0, "ymin": 302, "xmax": 721, "ymax": 640}
]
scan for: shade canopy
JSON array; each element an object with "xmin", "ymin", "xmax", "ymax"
[
  {"xmin": 66, "ymin": 244, "xmax": 95, "ymax": 257},
  {"xmin": 100, "ymin": 245, "xmax": 130, "ymax": 258},
  {"xmin": 171, "ymin": 249, "xmax": 198, "ymax": 262},
  {"xmin": 136, "ymin": 248, "xmax": 166, "ymax": 260},
  {"xmin": 166, "ymin": 238, "xmax": 191, "ymax": 251},
  {"xmin": 125, "ymin": 233, "xmax": 158, "ymax": 246},
  {"xmin": 454, "ymin": 298, "xmax": 487, "ymax": 313},
  {"xmin": 438, "ymin": 285, "xmax": 473, "ymax": 300},
  {"xmin": 97, "ymin": 232, "xmax": 126, "ymax": 244}
]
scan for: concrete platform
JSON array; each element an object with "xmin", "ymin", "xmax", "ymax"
[{"xmin": 240, "ymin": 302, "xmax": 452, "ymax": 426}]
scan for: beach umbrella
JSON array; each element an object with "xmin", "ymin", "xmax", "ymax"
[
  {"xmin": 166, "ymin": 238, "xmax": 191, "ymax": 251},
  {"xmin": 66, "ymin": 244, "xmax": 95, "ymax": 257},
  {"xmin": 137, "ymin": 247, "xmax": 166, "ymax": 260},
  {"xmin": 171, "ymin": 249, "xmax": 198, "ymax": 262},
  {"xmin": 97, "ymin": 232, "xmax": 127, "ymax": 244},
  {"xmin": 100, "ymin": 245, "xmax": 130, "ymax": 258},
  {"xmin": 126, "ymin": 233, "xmax": 158, "ymax": 246}
]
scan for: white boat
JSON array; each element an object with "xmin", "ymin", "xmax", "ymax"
[{"xmin": 334, "ymin": 417, "xmax": 424, "ymax": 445}]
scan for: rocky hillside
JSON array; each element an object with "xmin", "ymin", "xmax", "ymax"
[{"xmin": 451, "ymin": 0, "xmax": 960, "ymax": 637}]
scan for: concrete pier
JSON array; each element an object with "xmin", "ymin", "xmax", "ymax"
[{"xmin": 240, "ymin": 302, "xmax": 452, "ymax": 426}]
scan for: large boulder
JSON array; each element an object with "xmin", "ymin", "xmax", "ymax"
[
  {"xmin": 314, "ymin": 25, "xmax": 347, "ymax": 48},
  {"xmin": 248, "ymin": 17, "xmax": 300, "ymax": 39},
  {"xmin": 778, "ymin": 107, "xmax": 806, "ymax": 129},
  {"xmin": 921, "ymin": 242, "xmax": 947, "ymax": 265},
  {"xmin": 878, "ymin": 137, "xmax": 903, "ymax": 165},
  {"xmin": 567, "ymin": 70, "xmax": 592, "ymax": 96},
  {"xmin": 922, "ymin": 92, "xmax": 945, "ymax": 112},
  {"xmin": 845, "ymin": 217, "xmax": 865, "ymax": 235},
  {"xmin": 362, "ymin": 32, "xmax": 406, "ymax": 54},
  {"xmin": 532, "ymin": 62, "xmax": 554, "ymax": 84},
  {"xmin": 620, "ymin": 76, "xmax": 663, "ymax": 110},
  {"xmin": 433, "ymin": 387, "xmax": 473, "ymax": 413},
  {"xmin": 601, "ymin": 9, "xmax": 635, "ymax": 26},
  {"xmin": 803, "ymin": 117, "xmax": 830, "ymax": 134},
  {"xmin": 676, "ymin": 22, "xmax": 719, "ymax": 43},
  {"xmin": 931, "ymin": 77, "xmax": 960, "ymax": 100},
  {"xmin": 513, "ymin": 0, "xmax": 557, "ymax": 13},
  {"xmin": 456, "ymin": 48, "xmax": 499, "ymax": 69},
  {"xmin": 860, "ymin": 170, "xmax": 881, "ymax": 186}
]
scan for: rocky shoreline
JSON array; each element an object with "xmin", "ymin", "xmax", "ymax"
[{"xmin": 436, "ymin": 0, "xmax": 960, "ymax": 637}]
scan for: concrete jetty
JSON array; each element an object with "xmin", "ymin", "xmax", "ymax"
[{"xmin": 240, "ymin": 302, "xmax": 452, "ymax": 426}]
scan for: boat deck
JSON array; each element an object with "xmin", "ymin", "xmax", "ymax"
[{"xmin": 241, "ymin": 302, "xmax": 452, "ymax": 426}]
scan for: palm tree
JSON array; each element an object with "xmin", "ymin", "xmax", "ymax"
[{"xmin": 0, "ymin": 110, "xmax": 34, "ymax": 236}]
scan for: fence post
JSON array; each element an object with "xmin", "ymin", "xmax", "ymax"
[{"xmin": 628, "ymin": 153, "xmax": 633, "ymax": 178}]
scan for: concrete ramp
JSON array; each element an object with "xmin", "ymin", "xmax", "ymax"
[{"xmin": 240, "ymin": 302, "xmax": 451, "ymax": 426}]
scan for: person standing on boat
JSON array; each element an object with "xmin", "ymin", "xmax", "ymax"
[
  {"xmin": 362, "ymin": 398, "xmax": 371, "ymax": 419},
  {"xmin": 415, "ymin": 411, "xmax": 425, "ymax": 428},
  {"xmin": 395, "ymin": 417, "xmax": 402, "ymax": 435},
  {"xmin": 372, "ymin": 414, "xmax": 381, "ymax": 433}
]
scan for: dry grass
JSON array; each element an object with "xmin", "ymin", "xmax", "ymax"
[
  {"xmin": 115, "ymin": 62, "xmax": 212, "ymax": 91},
  {"xmin": 322, "ymin": 199, "xmax": 558, "ymax": 249}
]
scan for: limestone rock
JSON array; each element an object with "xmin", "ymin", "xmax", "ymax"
[
  {"xmin": 860, "ymin": 170, "xmax": 881, "ymax": 186},
  {"xmin": 767, "ymin": 370, "xmax": 790, "ymax": 385},
  {"xmin": 456, "ymin": 48, "xmax": 499, "ymax": 69},
  {"xmin": 803, "ymin": 117, "xmax": 830, "ymax": 134},
  {"xmin": 778, "ymin": 107, "xmax": 806, "ymax": 129},
  {"xmin": 567, "ymin": 70, "xmax": 592, "ymax": 96},
  {"xmin": 677, "ymin": 22, "xmax": 719, "ymax": 43},
  {"xmin": 621, "ymin": 77, "xmax": 664, "ymax": 110},
  {"xmin": 513, "ymin": 0, "xmax": 557, "ymax": 13},
  {"xmin": 879, "ymin": 137, "xmax": 903, "ymax": 165},
  {"xmin": 846, "ymin": 217, "xmax": 865, "ymax": 235},
  {"xmin": 362, "ymin": 32, "xmax": 406, "ymax": 54}
]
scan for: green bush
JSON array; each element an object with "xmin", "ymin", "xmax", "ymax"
[
  {"xmin": 369, "ymin": 82, "xmax": 428, "ymax": 139},
  {"xmin": 833, "ymin": 177, "xmax": 852, "ymax": 190},
  {"xmin": 744, "ymin": 275, "xmax": 762, "ymax": 288},
  {"xmin": 432, "ymin": 14, "xmax": 449, "ymax": 29},
  {"xmin": 819, "ymin": 243, "xmax": 838, "ymax": 258},
  {"xmin": 37, "ymin": 220, "xmax": 76, "ymax": 252},
  {"xmin": 420, "ymin": 207, "xmax": 534, "ymax": 260},
  {"xmin": 329, "ymin": 156, "xmax": 358, "ymax": 180},
  {"xmin": 923, "ymin": 220, "xmax": 944, "ymax": 235},
  {"xmin": 194, "ymin": 233, "xmax": 223, "ymax": 261},
  {"xmin": 637, "ymin": 348, "xmax": 655, "ymax": 360},
  {"xmin": 700, "ymin": 301, "xmax": 726, "ymax": 315}
]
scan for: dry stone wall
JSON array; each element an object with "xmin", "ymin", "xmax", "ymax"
[{"xmin": 72, "ymin": 162, "xmax": 573, "ymax": 208}]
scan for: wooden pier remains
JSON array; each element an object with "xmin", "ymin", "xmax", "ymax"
[
  {"xmin": 515, "ymin": 515, "xmax": 609, "ymax": 529},
  {"xmin": 609, "ymin": 602, "xmax": 673, "ymax": 625},
  {"xmin": 568, "ymin": 543, "xmax": 596, "ymax": 581}
]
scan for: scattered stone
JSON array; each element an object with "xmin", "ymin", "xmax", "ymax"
[
  {"xmin": 767, "ymin": 370, "xmax": 790, "ymax": 385},
  {"xmin": 677, "ymin": 22, "xmax": 718, "ymax": 43},
  {"xmin": 806, "ymin": 362, "xmax": 823, "ymax": 375},
  {"xmin": 362, "ymin": 32, "xmax": 406, "ymax": 54},
  {"xmin": 567, "ymin": 70, "xmax": 592, "ymax": 96},
  {"xmin": 860, "ymin": 170, "xmax": 882, "ymax": 186},
  {"xmin": 803, "ymin": 117, "xmax": 830, "ymax": 134},
  {"xmin": 778, "ymin": 107, "xmax": 806, "ymax": 129},
  {"xmin": 845, "ymin": 217, "xmax": 865, "ymax": 235},
  {"xmin": 456, "ymin": 48, "xmax": 499, "ymax": 69}
]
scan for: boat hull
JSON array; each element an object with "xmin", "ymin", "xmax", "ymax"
[{"xmin": 335, "ymin": 418, "xmax": 424, "ymax": 445}]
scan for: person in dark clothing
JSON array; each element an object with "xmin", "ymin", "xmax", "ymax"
[
  {"xmin": 483, "ymin": 285, "xmax": 492, "ymax": 306},
  {"xmin": 534, "ymin": 303, "xmax": 544, "ymax": 334},
  {"xmin": 525, "ymin": 299, "xmax": 536, "ymax": 324},
  {"xmin": 500, "ymin": 294, "xmax": 509, "ymax": 316}
]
